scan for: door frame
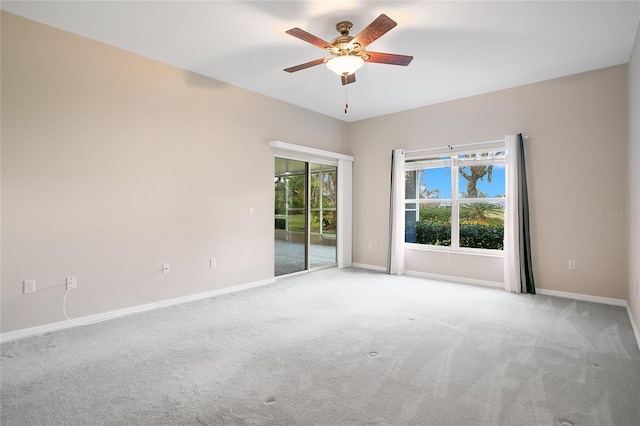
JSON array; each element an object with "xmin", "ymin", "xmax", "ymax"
[{"xmin": 270, "ymin": 141, "xmax": 353, "ymax": 269}]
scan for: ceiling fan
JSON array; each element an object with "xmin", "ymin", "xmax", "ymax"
[{"xmin": 284, "ymin": 14, "xmax": 413, "ymax": 86}]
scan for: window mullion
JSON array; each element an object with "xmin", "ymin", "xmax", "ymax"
[{"xmin": 451, "ymin": 162, "xmax": 460, "ymax": 249}]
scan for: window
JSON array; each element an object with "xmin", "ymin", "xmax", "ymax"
[{"xmin": 405, "ymin": 149, "xmax": 506, "ymax": 251}]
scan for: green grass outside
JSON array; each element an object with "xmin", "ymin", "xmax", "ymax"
[{"xmin": 285, "ymin": 214, "xmax": 336, "ymax": 235}]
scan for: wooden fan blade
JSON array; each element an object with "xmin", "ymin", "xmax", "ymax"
[
  {"xmin": 341, "ymin": 74, "xmax": 356, "ymax": 85},
  {"xmin": 284, "ymin": 58, "xmax": 327, "ymax": 73},
  {"xmin": 351, "ymin": 14, "xmax": 397, "ymax": 49},
  {"xmin": 286, "ymin": 28, "xmax": 332, "ymax": 50},
  {"xmin": 363, "ymin": 51, "xmax": 413, "ymax": 66}
]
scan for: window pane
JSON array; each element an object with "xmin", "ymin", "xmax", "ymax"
[
  {"xmin": 287, "ymin": 209, "xmax": 306, "ymax": 232},
  {"xmin": 287, "ymin": 175, "xmax": 306, "ymax": 208},
  {"xmin": 459, "ymin": 202, "xmax": 504, "ymax": 250},
  {"xmin": 458, "ymin": 164, "xmax": 505, "ymax": 198},
  {"xmin": 405, "ymin": 204, "xmax": 417, "ymax": 242},
  {"xmin": 418, "ymin": 168, "xmax": 451, "ymax": 199},
  {"xmin": 310, "ymin": 209, "xmax": 320, "ymax": 234},
  {"xmin": 405, "ymin": 203, "xmax": 451, "ymax": 246},
  {"xmin": 323, "ymin": 171, "xmax": 337, "ymax": 208},
  {"xmin": 405, "ymin": 170, "xmax": 417, "ymax": 199},
  {"xmin": 310, "ymin": 210, "xmax": 336, "ymax": 234},
  {"xmin": 275, "ymin": 179, "xmax": 287, "ymax": 216},
  {"xmin": 321, "ymin": 210, "xmax": 336, "ymax": 235},
  {"xmin": 309, "ymin": 169, "xmax": 336, "ymax": 210},
  {"xmin": 310, "ymin": 173, "xmax": 320, "ymax": 209}
]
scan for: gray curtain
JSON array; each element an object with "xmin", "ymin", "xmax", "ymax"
[{"xmin": 516, "ymin": 134, "xmax": 535, "ymax": 294}]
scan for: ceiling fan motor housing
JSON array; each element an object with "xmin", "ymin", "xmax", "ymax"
[
  {"xmin": 331, "ymin": 22, "xmax": 362, "ymax": 54},
  {"xmin": 335, "ymin": 21, "xmax": 353, "ymax": 36}
]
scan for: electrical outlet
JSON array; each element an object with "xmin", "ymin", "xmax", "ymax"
[
  {"xmin": 23, "ymin": 279, "xmax": 36, "ymax": 294},
  {"xmin": 568, "ymin": 260, "xmax": 576, "ymax": 270},
  {"xmin": 210, "ymin": 258, "xmax": 217, "ymax": 268},
  {"xmin": 248, "ymin": 206, "xmax": 254, "ymax": 216},
  {"xmin": 162, "ymin": 263, "xmax": 170, "ymax": 274},
  {"xmin": 368, "ymin": 243, "xmax": 373, "ymax": 250},
  {"xmin": 66, "ymin": 276, "xmax": 77, "ymax": 290}
]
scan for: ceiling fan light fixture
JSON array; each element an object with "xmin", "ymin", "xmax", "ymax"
[{"xmin": 326, "ymin": 55, "xmax": 364, "ymax": 76}]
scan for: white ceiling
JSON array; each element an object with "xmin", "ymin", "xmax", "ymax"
[{"xmin": 3, "ymin": 1, "xmax": 639, "ymax": 122}]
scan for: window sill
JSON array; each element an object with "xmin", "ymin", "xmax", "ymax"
[{"xmin": 404, "ymin": 243, "xmax": 504, "ymax": 258}]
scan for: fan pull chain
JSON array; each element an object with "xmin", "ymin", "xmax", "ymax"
[{"xmin": 344, "ymin": 86, "xmax": 349, "ymax": 114}]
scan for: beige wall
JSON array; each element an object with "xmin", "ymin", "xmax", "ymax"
[
  {"xmin": 349, "ymin": 65, "xmax": 629, "ymax": 299},
  {"xmin": 1, "ymin": 11, "xmax": 636, "ymax": 334},
  {"xmin": 628, "ymin": 24, "xmax": 640, "ymax": 334},
  {"xmin": 0, "ymin": 12, "xmax": 348, "ymax": 332}
]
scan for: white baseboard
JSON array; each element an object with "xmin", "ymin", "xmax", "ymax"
[
  {"xmin": 626, "ymin": 307, "xmax": 640, "ymax": 352},
  {"xmin": 535, "ymin": 288, "xmax": 639, "ymax": 351},
  {"xmin": 405, "ymin": 270, "xmax": 503, "ymax": 289},
  {"xmin": 0, "ymin": 277, "xmax": 276, "ymax": 344},
  {"xmin": 351, "ymin": 262, "xmax": 386, "ymax": 272},
  {"xmin": 352, "ymin": 265, "xmax": 504, "ymax": 289},
  {"xmin": 535, "ymin": 288, "xmax": 626, "ymax": 306}
]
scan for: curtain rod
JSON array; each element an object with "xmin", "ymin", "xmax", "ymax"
[{"xmin": 404, "ymin": 135, "xmax": 528, "ymax": 155}]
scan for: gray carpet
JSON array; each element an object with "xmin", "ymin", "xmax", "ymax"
[{"xmin": 2, "ymin": 268, "xmax": 639, "ymax": 425}]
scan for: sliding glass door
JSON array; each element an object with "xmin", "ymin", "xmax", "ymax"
[
  {"xmin": 309, "ymin": 163, "xmax": 337, "ymax": 269},
  {"xmin": 274, "ymin": 158, "xmax": 307, "ymax": 275},
  {"xmin": 274, "ymin": 158, "xmax": 337, "ymax": 276}
]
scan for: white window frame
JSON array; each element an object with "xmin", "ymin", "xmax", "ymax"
[{"xmin": 404, "ymin": 147, "xmax": 506, "ymax": 256}]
